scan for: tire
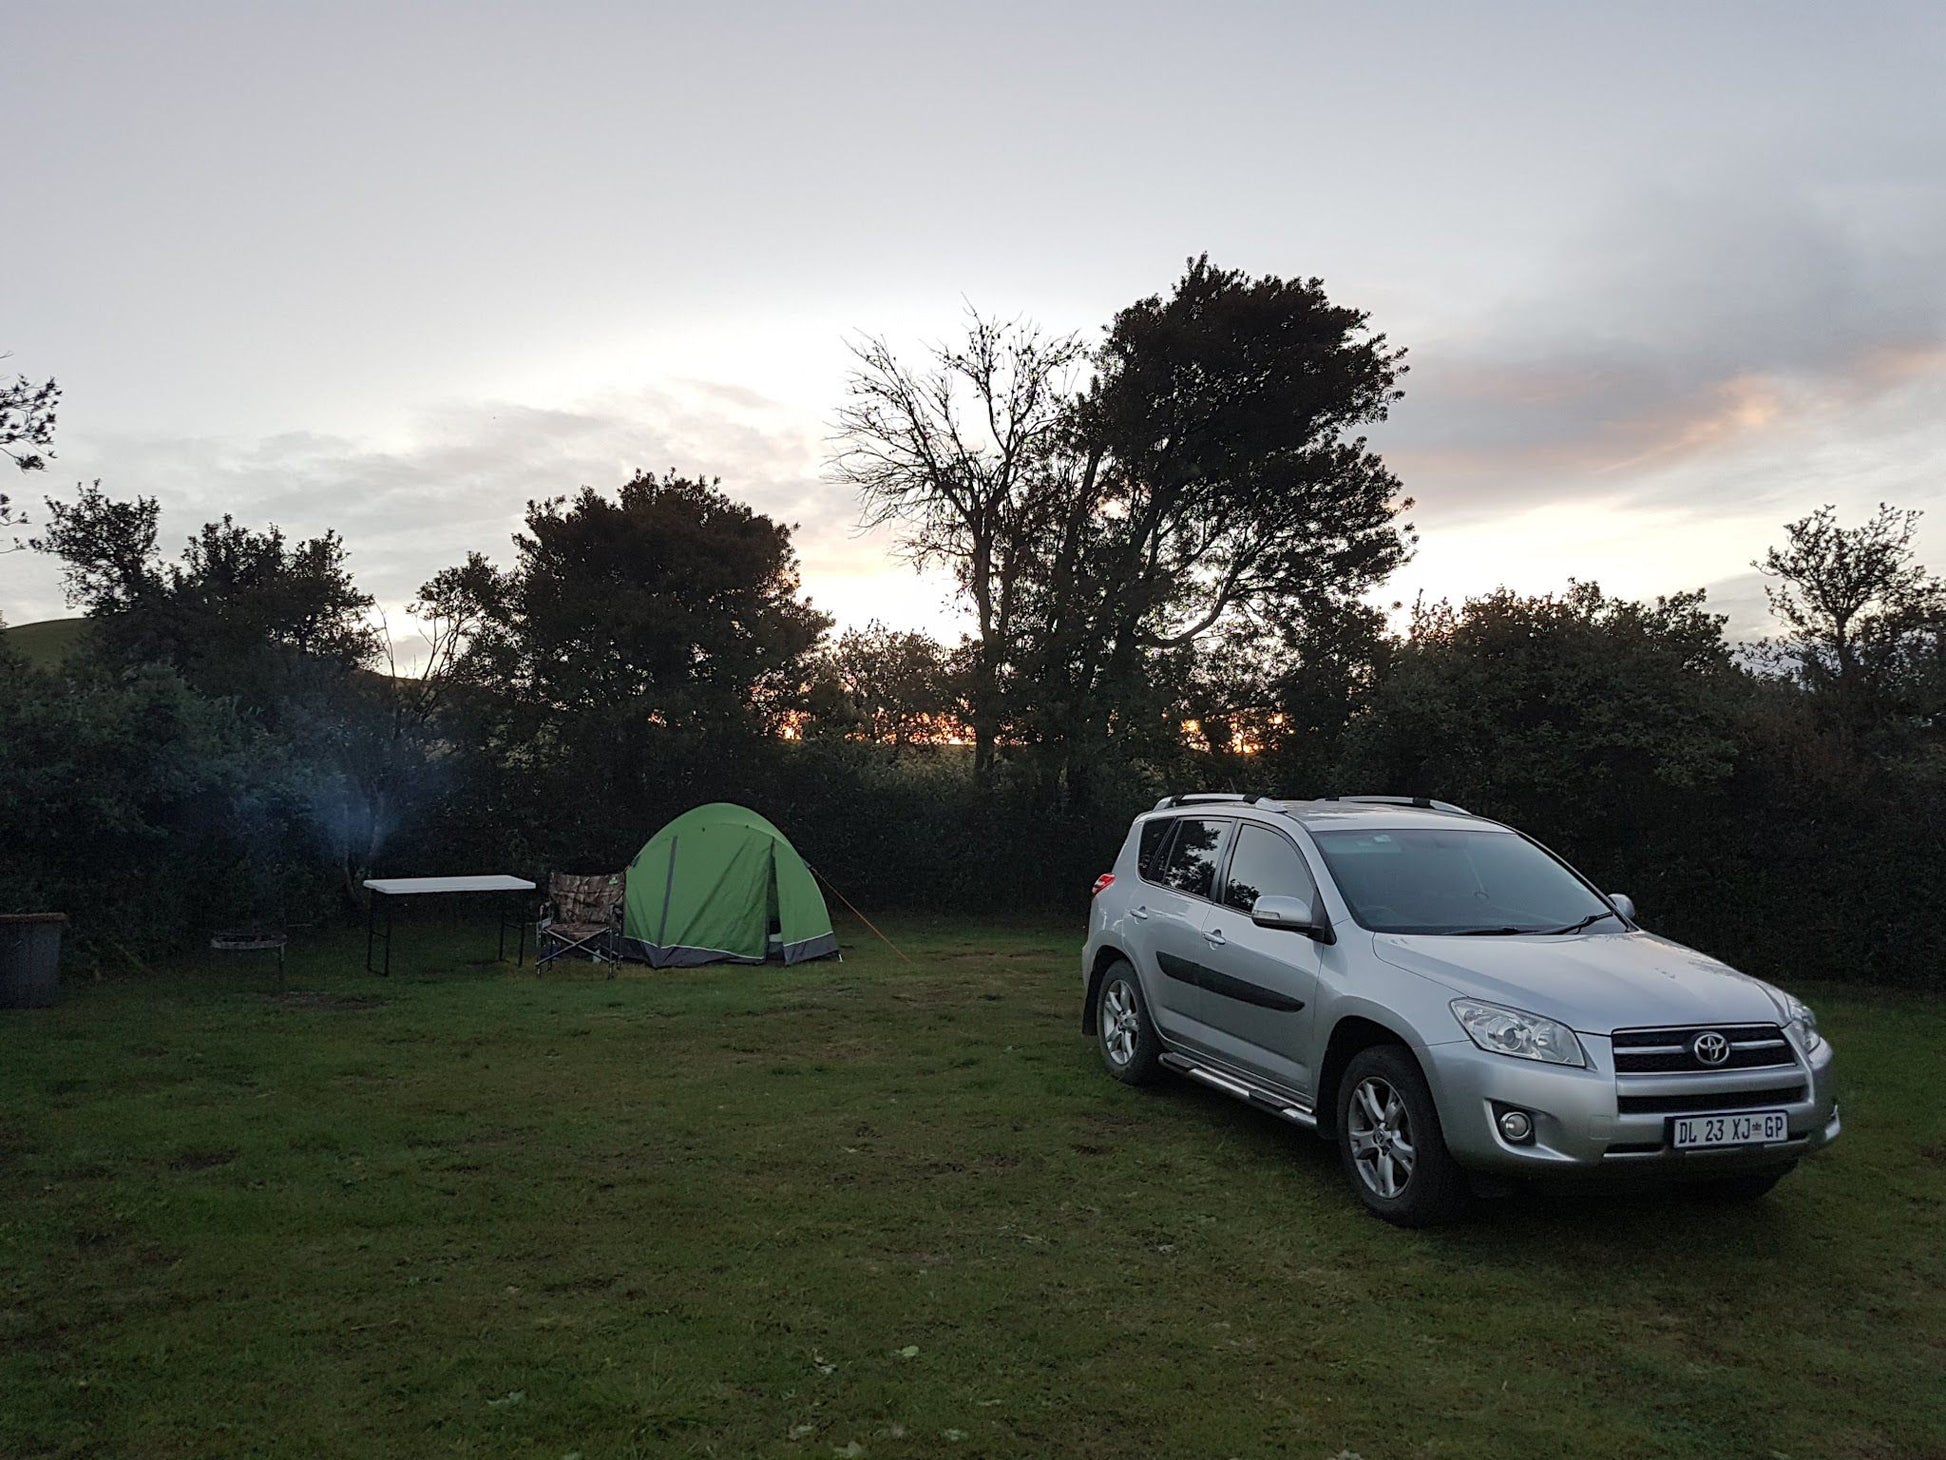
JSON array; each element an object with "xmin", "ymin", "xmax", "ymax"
[
  {"xmin": 1691, "ymin": 1161, "xmax": 1797, "ymax": 1203},
  {"xmin": 1096, "ymin": 961, "xmax": 1163, "ymax": 1086},
  {"xmin": 1335, "ymin": 1045, "xmax": 1471, "ymax": 1228}
]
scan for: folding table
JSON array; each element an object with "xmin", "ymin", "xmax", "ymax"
[{"xmin": 362, "ymin": 875, "xmax": 537, "ymax": 976}]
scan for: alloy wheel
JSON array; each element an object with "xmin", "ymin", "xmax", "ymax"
[
  {"xmin": 1102, "ymin": 979, "xmax": 1140, "ymax": 1067},
  {"xmin": 1346, "ymin": 1074, "xmax": 1417, "ymax": 1199}
]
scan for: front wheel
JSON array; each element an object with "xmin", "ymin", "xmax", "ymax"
[
  {"xmin": 1335, "ymin": 1045, "xmax": 1471, "ymax": 1227},
  {"xmin": 1096, "ymin": 962, "xmax": 1162, "ymax": 1085}
]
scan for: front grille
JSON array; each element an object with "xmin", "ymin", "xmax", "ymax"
[
  {"xmin": 1611, "ymin": 1023, "xmax": 1796, "ymax": 1074},
  {"xmin": 1617, "ymin": 1083, "xmax": 1806, "ymax": 1115}
]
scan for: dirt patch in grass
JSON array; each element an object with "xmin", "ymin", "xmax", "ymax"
[{"xmin": 167, "ymin": 1149, "xmax": 237, "ymax": 1173}]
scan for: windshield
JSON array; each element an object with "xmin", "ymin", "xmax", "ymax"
[{"xmin": 1310, "ymin": 828, "xmax": 1614, "ymax": 936}]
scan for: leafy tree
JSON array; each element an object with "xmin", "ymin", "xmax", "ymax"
[
  {"xmin": 1023, "ymin": 257, "xmax": 1413, "ymax": 806},
  {"xmin": 831, "ymin": 315, "xmax": 1083, "ymax": 774},
  {"xmin": 1755, "ymin": 503, "xmax": 1945, "ymax": 723},
  {"xmin": 0, "ymin": 656, "xmax": 314, "ymax": 952},
  {"xmin": 1, "ymin": 365, "xmax": 59, "ymax": 473},
  {"xmin": 834, "ymin": 260, "xmax": 1414, "ymax": 807},
  {"xmin": 1339, "ymin": 582, "xmax": 1744, "ymax": 913},
  {"xmin": 33, "ymin": 483, "xmax": 403, "ymax": 898},
  {"xmin": 804, "ymin": 621, "xmax": 962, "ymax": 753},
  {"xmin": 35, "ymin": 482, "xmax": 379, "ymax": 712},
  {"xmin": 1204, "ymin": 597, "xmax": 1394, "ymax": 793},
  {"xmin": 430, "ymin": 472, "xmax": 831, "ymax": 733},
  {"xmin": 30, "ymin": 481, "xmax": 160, "ymax": 611},
  {"xmin": 2, "ymin": 358, "xmax": 60, "ymax": 551}
]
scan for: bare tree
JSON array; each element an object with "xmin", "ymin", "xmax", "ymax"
[
  {"xmin": 830, "ymin": 312, "xmax": 1084, "ymax": 775},
  {"xmin": 1756, "ymin": 503, "xmax": 1945, "ymax": 710}
]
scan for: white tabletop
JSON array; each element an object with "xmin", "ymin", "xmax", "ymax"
[{"xmin": 362, "ymin": 875, "xmax": 537, "ymax": 895}]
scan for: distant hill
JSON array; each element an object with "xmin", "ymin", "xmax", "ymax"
[{"xmin": 4, "ymin": 617, "xmax": 92, "ymax": 668}]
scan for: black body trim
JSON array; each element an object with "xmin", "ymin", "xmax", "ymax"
[
  {"xmin": 1153, "ymin": 949, "xmax": 1305, "ymax": 1012},
  {"xmin": 1199, "ymin": 964, "xmax": 1307, "ymax": 1013},
  {"xmin": 1156, "ymin": 950, "xmax": 1200, "ymax": 985}
]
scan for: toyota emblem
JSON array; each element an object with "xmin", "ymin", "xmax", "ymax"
[{"xmin": 1692, "ymin": 1031, "xmax": 1731, "ymax": 1065}]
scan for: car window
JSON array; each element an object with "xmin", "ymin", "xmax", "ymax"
[
  {"xmin": 1137, "ymin": 818, "xmax": 1174, "ymax": 881},
  {"xmin": 1156, "ymin": 818, "xmax": 1231, "ymax": 900},
  {"xmin": 1311, "ymin": 828, "xmax": 1611, "ymax": 935},
  {"xmin": 1221, "ymin": 824, "xmax": 1316, "ymax": 913}
]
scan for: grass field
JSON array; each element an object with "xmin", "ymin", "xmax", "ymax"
[
  {"xmin": 2, "ymin": 617, "xmax": 91, "ymax": 669},
  {"xmin": 2, "ymin": 917, "xmax": 1942, "ymax": 1459}
]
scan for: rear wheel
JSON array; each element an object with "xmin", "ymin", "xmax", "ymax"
[
  {"xmin": 1096, "ymin": 962, "xmax": 1162, "ymax": 1085},
  {"xmin": 1335, "ymin": 1045, "xmax": 1470, "ymax": 1227},
  {"xmin": 1692, "ymin": 1162, "xmax": 1797, "ymax": 1203}
]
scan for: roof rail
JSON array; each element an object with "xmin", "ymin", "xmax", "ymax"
[
  {"xmin": 1315, "ymin": 794, "xmax": 1472, "ymax": 815},
  {"xmin": 1152, "ymin": 792, "xmax": 1276, "ymax": 811}
]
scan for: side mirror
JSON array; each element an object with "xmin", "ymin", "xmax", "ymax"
[
  {"xmin": 1608, "ymin": 893, "xmax": 1637, "ymax": 923},
  {"xmin": 1250, "ymin": 894, "xmax": 1334, "ymax": 943}
]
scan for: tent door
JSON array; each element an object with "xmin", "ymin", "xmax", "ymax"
[{"xmin": 765, "ymin": 847, "xmax": 782, "ymax": 955}]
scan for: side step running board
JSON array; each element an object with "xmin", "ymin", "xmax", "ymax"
[{"xmin": 1161, "ymin": 1052, "xmax": 1318, "ymax": 1129}]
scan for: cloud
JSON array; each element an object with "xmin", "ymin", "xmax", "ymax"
[
  {"xmin": 1378, "ymin": 175, "xmax": 1946, "ymax": 523},
  {"xmin": 5, "ymin": 380, "xmax": 954, "ymax": 634}
]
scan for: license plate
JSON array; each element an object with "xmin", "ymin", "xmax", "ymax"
[{"xmin": 1671, "ymin": 1110, "xmax": 1789, "ymax": 1150}]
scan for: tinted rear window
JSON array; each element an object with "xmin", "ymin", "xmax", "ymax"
[
  {"xmin": 1138, "ymin": 819, "xmax": 1174, "ymax": 879},
  {"xmin": 1156, "ymin": 818, "xmax": 1232, "ymax": 900}
]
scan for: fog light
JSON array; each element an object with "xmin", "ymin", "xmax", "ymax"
[{"xmin": 1498, "ymin": 1109, "xmax": 1534, "ymax": 1143}]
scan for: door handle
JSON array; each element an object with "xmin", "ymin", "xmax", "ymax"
[
  {"xmin": 1130, "ymin": 905, "xmax": 1150, "ymax": 921},
  {"xmin": 1204, "ymin": 927, "xmax": 1227, "ymax": 947}
]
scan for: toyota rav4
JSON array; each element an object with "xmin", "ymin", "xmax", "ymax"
[{"xmin": 1082, "ymin": 794, "xmax": 1839, "ymax": 1226}]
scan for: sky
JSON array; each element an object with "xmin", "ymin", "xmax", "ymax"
[{"xmin": 5, "ymin": 0, "xmax": 1945, "ymax": 652}]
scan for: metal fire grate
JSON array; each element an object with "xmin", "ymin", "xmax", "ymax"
[{"xmin": 211, "ymin": 928, "xmax": 288, "ymax": 984}]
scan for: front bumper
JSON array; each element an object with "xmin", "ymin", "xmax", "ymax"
[{"xmin": 1423, "ymin": 1033, "xmax": 1839, "ymax": 1178}]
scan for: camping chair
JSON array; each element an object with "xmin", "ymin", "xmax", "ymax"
[{"xmin": 536, "ymin": 872, "xmax": 624, "ymax": 973}]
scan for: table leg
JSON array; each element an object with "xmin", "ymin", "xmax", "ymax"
[{"xmin": 365, "ymin": 892, "xmax": 377, "ymax": 974}]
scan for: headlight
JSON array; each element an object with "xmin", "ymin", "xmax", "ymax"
[
  {"xmin": 1783, "ymin": 994, "xmax": 1823, "ymax": 1054},
  {"xmin": 1450, "ymin": 998, "xmax": 1586, "ymax": 1067}
]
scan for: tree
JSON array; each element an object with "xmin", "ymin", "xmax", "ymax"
[
  {"xmin": 33, "ymin": 484, "xmax": 401, "ymax": 897},
  {"xmin": 1755, "ymin": 503, "xmax": 1945, "ymax": 721},
  {"xmin": 831, "ymin": 314, "xmax": 1084, "ymax": 775},
  {"xmin": 805, "ymin": 621, "xmax": 962, "ymax": 752},
  {"xmin": 833, "ymin": 261, "xmax": 1415, "ymax": 807},
  {"xmin": 35, "ymin": 482, "xmax": 379, "ymax": 710},
  {"xmin": 2, "ymin": 359, "xmax": 60, "ymax": 552},
  {"xmin": 1212, "ymin": 597, "xmax": 1394, "ymax": 793},
  {"xmin": 1022, "ymin": 257, "xmax": 1414, "ymax": 805},
  {"xmin": 0, "ymin": 655, "xmax": 305, "ymax": 956},
  {"xmin": 429, "ymin": 472, "xmax": 831, "ymax": 733},
  {"xmin": 1341, "ymin": 582, "xmax": 1742, "ymax": 842},
  {"xmin": 30, "ymin": 480, "xmax": 161, "ymax": 611}
]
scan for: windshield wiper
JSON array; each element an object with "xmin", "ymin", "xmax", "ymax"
[
  {"xmin": 1450, "ymin": 926, "xmax": 1540, "ymax": 936},
  {"xmin": 1542, "ymin": 910, "xmax": 1620, "ymax": 936}
]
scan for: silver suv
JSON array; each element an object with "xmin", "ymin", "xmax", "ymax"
[{"xmin": 1082, "ymin": 794, "xmax": 1840, "ymax": 1226}]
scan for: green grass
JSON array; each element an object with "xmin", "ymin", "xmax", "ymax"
[
  {"xmin": 3, "ymin": 616, "xmax": 92, "ymax": 669},
  {"xmin": 2, "ymin": 917, "xmax": 1941, "ymax": 1459}
]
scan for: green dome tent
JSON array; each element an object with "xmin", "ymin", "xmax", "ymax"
[{"xmin": 622, "ymin": 803, "xmax": 839, "ymax": 967}]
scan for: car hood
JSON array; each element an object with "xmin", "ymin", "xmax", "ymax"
[{"xmin": 1369, "ymin": 929, "xmax": 1786, "ymax": 1035}]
